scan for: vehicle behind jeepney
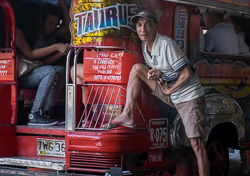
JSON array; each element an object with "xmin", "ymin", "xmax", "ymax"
[{"xmin": 0, "ymin": 0, "xmax": 250, "ymax": 175}]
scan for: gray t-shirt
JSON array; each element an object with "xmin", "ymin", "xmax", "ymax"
[
  {"xmin": 204, "ymin": 22, "xmax": 239, "ymax": 54},
  {"xmin": 32, "ymin": 33, "xmax": 51, "ymax": 50},
  {"xmin": 32, "ymin": 33, "xmax": 51, "ymax": 60},
  {"xmin": 142, "ymin": 33, "xmax": 204, "ymax": 104}
]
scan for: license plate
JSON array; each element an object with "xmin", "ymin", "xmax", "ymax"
[
  {"xmin": 37, "ymin": 138, "xmax": 65, "ymax": 157},
  {"xmin": 149, "ymin": 119, "xmax": 168, "ymax": 149}
]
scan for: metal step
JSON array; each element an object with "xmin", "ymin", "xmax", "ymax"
[{"xmin": 0, "ymin": 156, "xmax": 65, "ymax": 171}]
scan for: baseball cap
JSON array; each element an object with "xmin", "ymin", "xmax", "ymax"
[{"xmin": 131, "ymin": 10, "xmax": 158, "ymax": 24}]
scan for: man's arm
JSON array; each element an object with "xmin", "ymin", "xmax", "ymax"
[
  {"xmin": 41, "ymin": 51, "xmax": 66, "ymax": 65},
  {"xmin": 41, "ymin": 44, "xmax": 71, "ymax": 65},
  {"xmin": 157, "ymin": 65, "xmax": 193, "ymax": 95}
]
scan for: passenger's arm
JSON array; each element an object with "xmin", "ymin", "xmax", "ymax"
[
  {"xmin": 55, "ymin": 0, "xmax": 70, "ymax": 38},
  {"xmin": 41, "ymin": 52, "xmax": 65, "ymax": 65},
  {"xmin": 16, "ymin": 28, "xmax": 69, "ymax": 60},
  {"xmin": 157, "ymin": 65, "xmax": 193, "ymax": 95}
]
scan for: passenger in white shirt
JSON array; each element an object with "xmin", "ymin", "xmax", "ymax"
[
  {"xmin": 229, "ymin": 16, "xmax": 250, "ymax": 56},
  {"xmin": 203, "ymin": 9, "xmax": 239, "ymax": 54}
]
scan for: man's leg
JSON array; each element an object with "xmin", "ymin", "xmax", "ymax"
[
  {"xmin": 190, "ymin": 137, "xmax": 210, "ymax": 176},
  {"xmin": 110, "ymin": 63, "xmax": 156, "ymax": 126},
  {"xmin": 174, "ymin": 96, "xmax": 209, "ymax": 176}
]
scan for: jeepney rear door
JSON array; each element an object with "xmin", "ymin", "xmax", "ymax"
[{"xmin": 0, "ymin": 0, "xmax": 17, "ymax": 157}]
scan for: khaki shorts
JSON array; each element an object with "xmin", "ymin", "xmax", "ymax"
[
  {"xmin": 152, "ymin": 83, "xmax": 206, "ymax": 138},
  {"xmin": 152, "ymin": 82, "xmax": 175, "ymax": 107}
]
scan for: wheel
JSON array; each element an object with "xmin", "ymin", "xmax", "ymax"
[{"xmin": 206, "ymin": 136, "xmax": 229, "ymax": 176}]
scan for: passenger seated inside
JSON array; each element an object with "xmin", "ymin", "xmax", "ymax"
[
  {"xmin": 10, "ymin": 0, "xmax": 71, "ymax": 126},
  {"xmin": 228, "ymin": 16, "xmax": 250, "ymax": 56},
  {"xmin": 203, "ymin": 8, "xmax": 239, "ymax": 54},
  {"xmin": 34, "ymin": 0, "xmax": 71, "ymax": 63}
]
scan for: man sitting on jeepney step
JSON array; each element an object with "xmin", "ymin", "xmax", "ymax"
[
  {"xmin": 104, "ymin": 10, "xmax": 210, "ymax": 176},
  {"xmin": 203, "ymin": 8, "xmax": 239, "ymax": 54}
]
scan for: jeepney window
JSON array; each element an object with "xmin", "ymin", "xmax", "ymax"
[
  {"xmin": 228, "ymin": 15, "xmax": 250, "ymax": 56},
  {"xmin": 199, "ymin": 7, "xmax": 250, "ymax": 56}
]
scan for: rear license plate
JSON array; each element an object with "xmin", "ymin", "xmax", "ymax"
[{"xmin": 37, "ymin": 138, "xmax": 65, "ymax": 157}]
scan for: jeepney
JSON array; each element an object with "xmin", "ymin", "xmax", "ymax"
[{"xmin": 0, "ymin": 0, "xmax": 250, "ymax": 175}]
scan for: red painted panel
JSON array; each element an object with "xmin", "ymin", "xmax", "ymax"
[
  {"xmin": 0, "ymin": 53, "xmax": 15, "ymax": 82},
  {"xmin": 189, "ymin": 7, "xmax": 200, "ymax": 50},
  {"xmin": 0, "ymin": 125, "xmax": 16, "ymax": 157},
  {"xmin": 17, "ymin": 136, "xmax": 37, "ymax": 156},
  {"xmin": 66, "ymin": 130, "xmax": 150, "ymax": 153},
  {"xmin": 16, "ymin": 125, "xmax": 66, "ymax": 136},
  {"xmin": 158, "ymin": 2, "xmax": 176, "ymax": 38},
  {"xmin": 0, "ymin": 0, "xmax": 16, "ymax": 82},
  {"xmin": 83, "ymin": 51, "xmax": 143, "ymax": 84},
  {"xmin": 0, "ymin": 85, "xmax": 12, "ymax": 124},
  {"xmin": 11, "ymin": 85, "xmax": 17, "ymax": 124}
]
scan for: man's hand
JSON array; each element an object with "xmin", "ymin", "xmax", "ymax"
[
  {"xmin": 157, "ymin": 78, "xmax": 170, "ymax": 95},
  {"xmin": 147, "ymin": 68, "xmax": 161, "ymax": 80}
]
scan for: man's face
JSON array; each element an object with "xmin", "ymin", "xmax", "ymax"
[
  {"xmin": 43, "ymin": 15, "xmax": 60, "ymax": 35},
  {"xmin": 136, "ymin": 17, "xmax": 157, "ymax": 43}
]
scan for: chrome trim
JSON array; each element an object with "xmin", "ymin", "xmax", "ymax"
[
  {"xmin": 0, "ymin": 157, "xmax": 65, "ymax": 171},
  {"xmin": 77, "ymin": 83, "xmax": 147, "ymax": 130},
  {"xmin": 65, "ymin": 48, "xmax": 74, "ymax": 85},
  {"xmin": 65, "ymin": 47, "xmax": 84, "ymax": 132},
  {"xmin": 65, "ymin": 48, "xmax": 75, "ymax": 132},
  {"xmin": 66, "ymin": 85, "xmax": 75, "ymax": 131},
  {"xmin": 205, "ymin": 94, "xmax": 245, "ymax": 145}
]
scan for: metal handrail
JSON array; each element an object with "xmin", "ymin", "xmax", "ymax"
[{"xmin": 76, "ymin": 84, "xmax": 147, "ymax": 130}]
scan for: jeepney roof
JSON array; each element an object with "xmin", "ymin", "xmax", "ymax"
[{"xmin": 163, "ymin": 0, "xmax": 250, "ymax": 17}]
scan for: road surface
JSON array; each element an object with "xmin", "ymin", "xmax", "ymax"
[{"xmin": 229, "ymin": 149, "xmax": 241, "ymax": 176}]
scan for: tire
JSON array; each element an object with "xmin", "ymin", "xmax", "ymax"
[{"xmin": 206, "ymin": 135, "xmax": 229, "ymax": 176}]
